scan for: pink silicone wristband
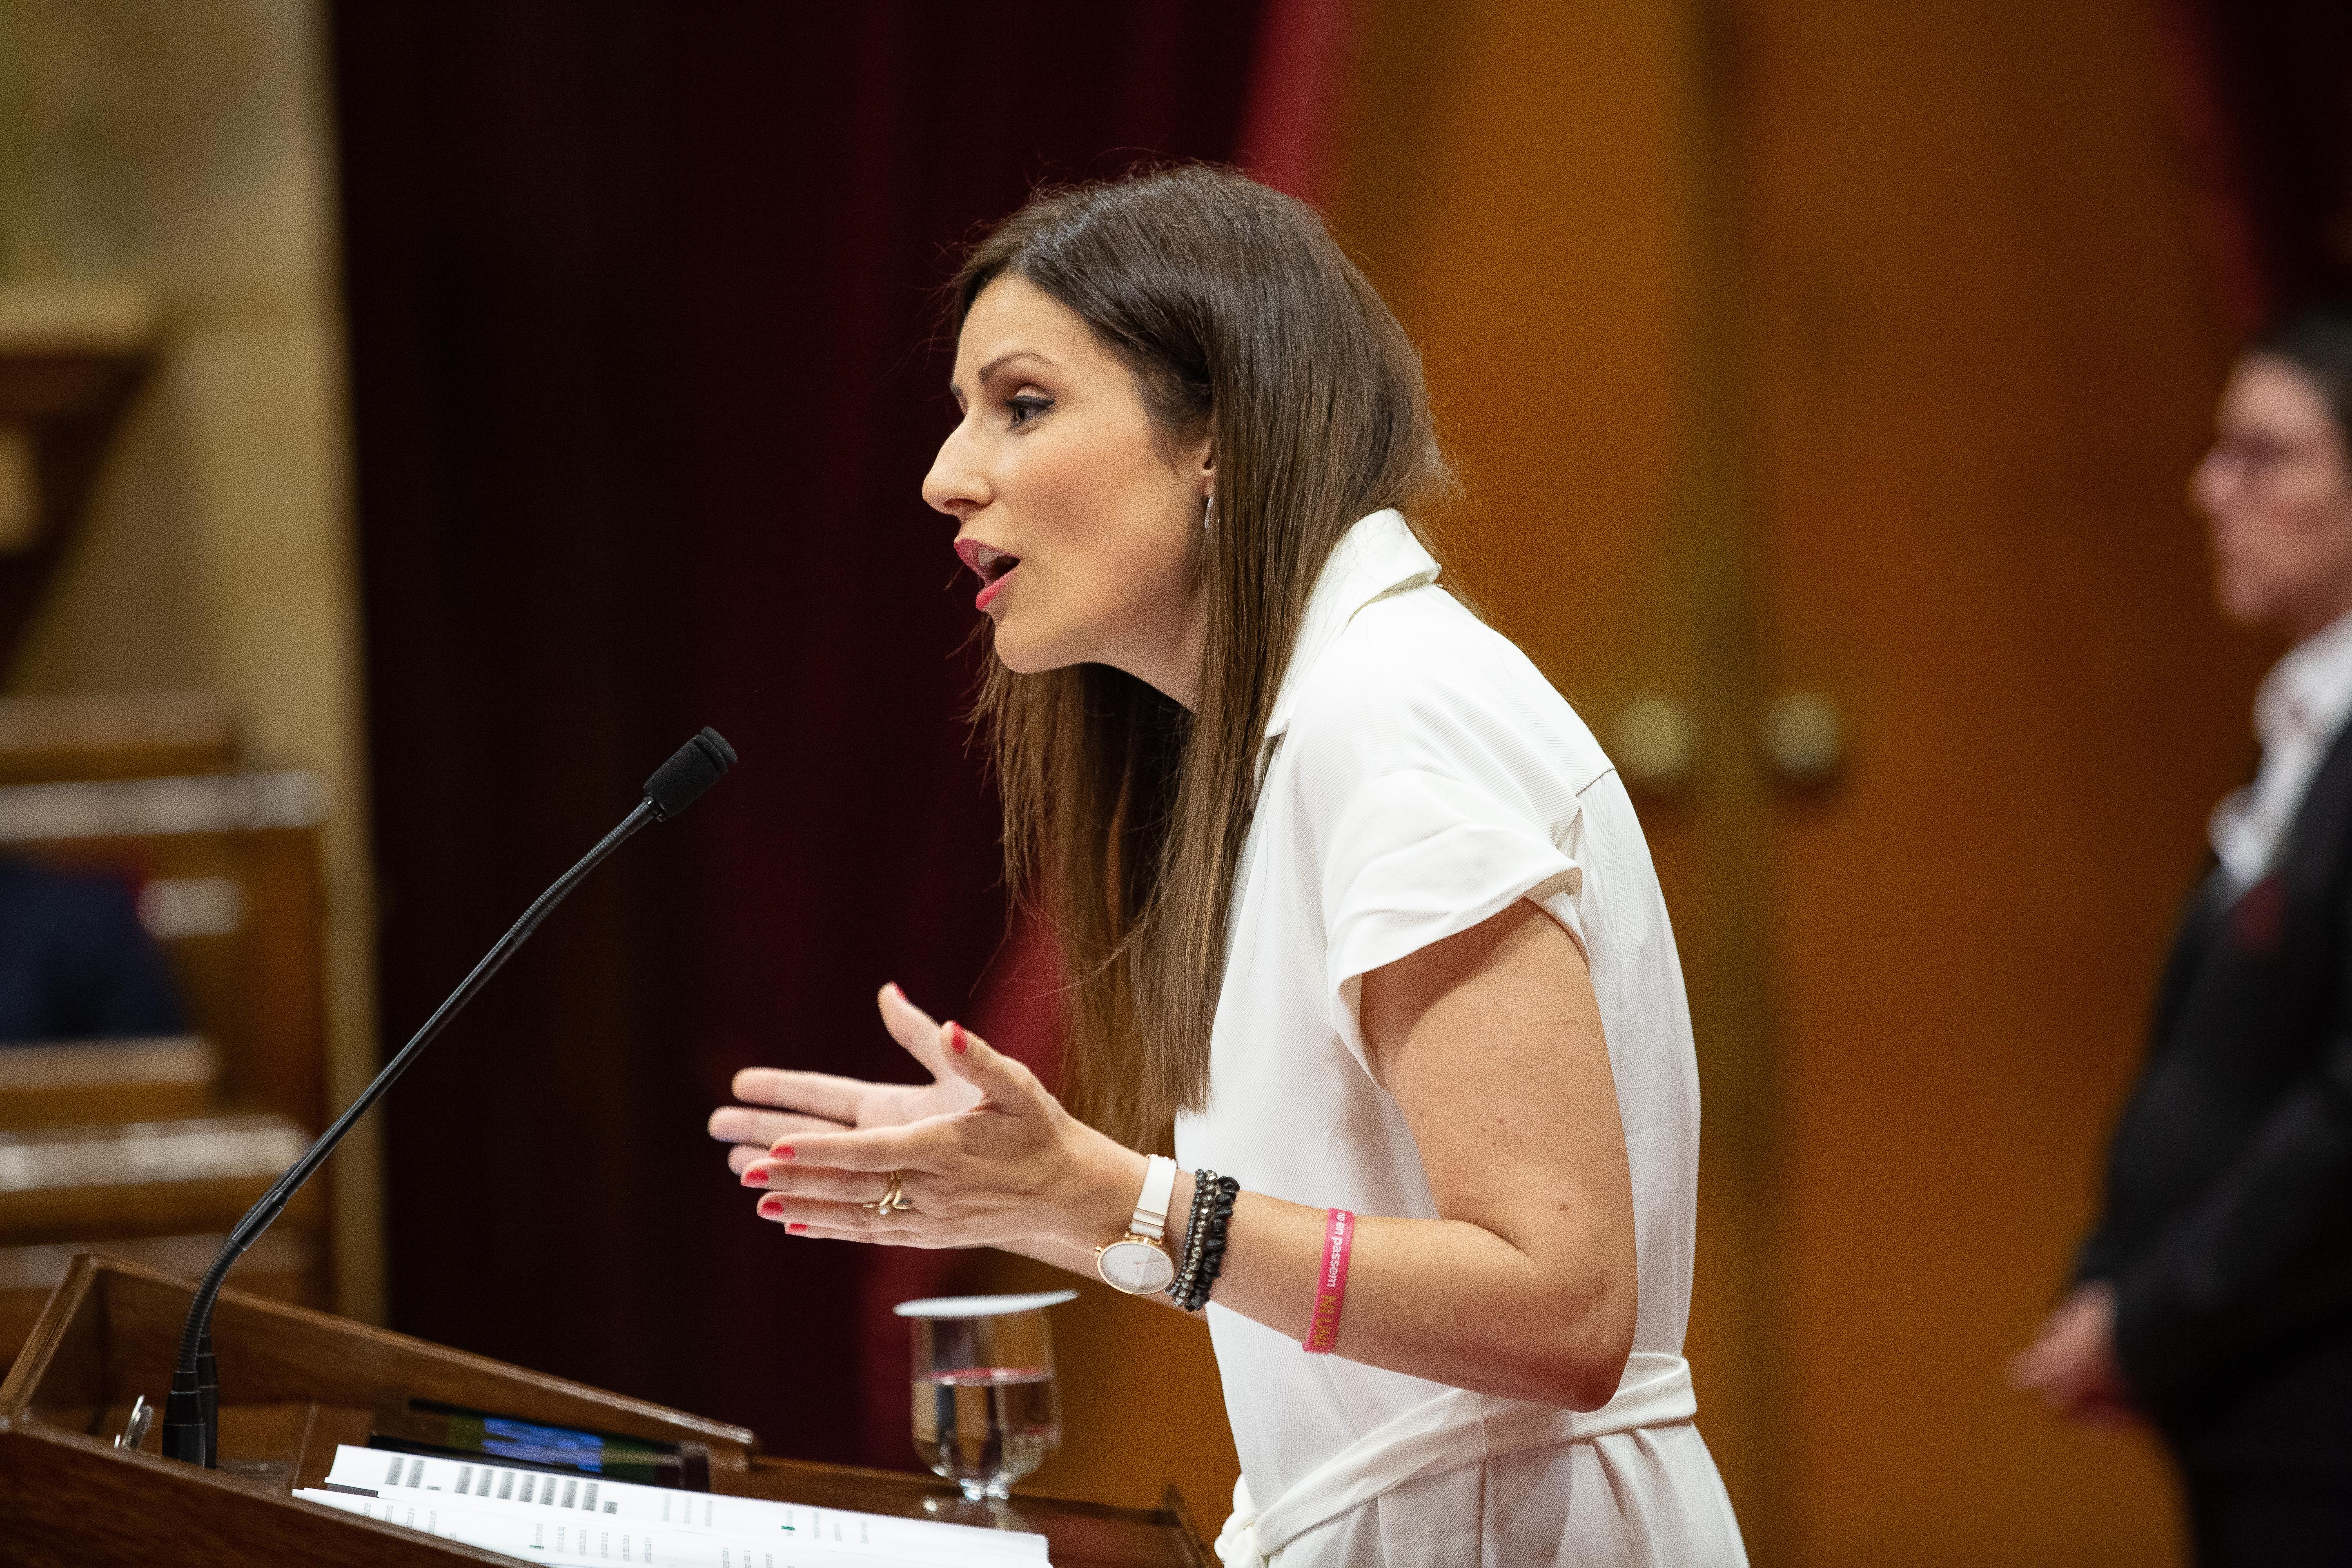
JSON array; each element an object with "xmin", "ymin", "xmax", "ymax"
[{"xmin": 1304, "ymin": 1208, "xmax": 1354, "ymax": 1354}]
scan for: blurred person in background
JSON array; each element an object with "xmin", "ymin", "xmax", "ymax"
[
  {"xmin": 0, "ymin": 857, "xmax": 185, "ymax": 1045},
  {"xmin": 2013, "ymin": 299, "xmax": 2352, "ymax": 1564}
]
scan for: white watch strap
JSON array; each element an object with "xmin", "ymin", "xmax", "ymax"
[{"xmin": 1132, "ymin": 1155, "xmax": 1178, "ymax": 1243}]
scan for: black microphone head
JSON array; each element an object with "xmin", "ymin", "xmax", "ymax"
[{"xmin": 645, "ymin": 727, "xmax": 737, "ymax": 820}]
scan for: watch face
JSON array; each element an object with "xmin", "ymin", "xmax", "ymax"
[{"xmin": 1097, "ymin": 1238, "xmax": 1175, "ymax": 1295}]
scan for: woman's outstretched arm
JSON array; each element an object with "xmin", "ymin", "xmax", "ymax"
[{"xmin": 728, "ymin": 898, "xmax": 1637, "ymax": 1410}]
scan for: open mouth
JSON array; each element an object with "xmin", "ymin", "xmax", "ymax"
[
  {"xmin": 955, "ymin": 539, "xmax": 1022, "ymax": 606},
  {"xmin": 973, "ymin": 545, "xmax": 1019, "ymax": 586}
]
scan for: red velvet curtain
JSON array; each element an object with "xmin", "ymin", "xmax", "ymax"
[
  {"xmin": 2161, "ymin": 0, "xmax": 2352, "ymax": 324},
  {"xmin": 334, "ymin": 1, "xmax": 1270, "ymax": 1468}
]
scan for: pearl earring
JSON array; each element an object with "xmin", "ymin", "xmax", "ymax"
[{"xmin": 1203, "ymin": 494, "xmax": 1216, "ymax": 531}]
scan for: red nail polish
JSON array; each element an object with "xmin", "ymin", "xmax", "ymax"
[
  {"xmin": 773, "ymin": 1146, "xmax": 796, "ymax": 1161},
  {"xmin": 788, "ymin": 1223, "xmax": 807, "ymax": 1235},
  {"xmin": 949, "ymin": 1022, "xmax": 969, "ymax": 1054},
  {"xmin": 741, "ymin": 1167, "xmax": 768, "ymax": 1187},
  {"xmin": 757, "ymin": 1196, "xmax": 783, "ymax": 1219}
]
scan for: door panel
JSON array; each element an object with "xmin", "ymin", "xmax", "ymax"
[
  {"xmin": 1740, "ymin": 1, "xmax": 2258, "ymax": 1561},
  {"xmin": 1332, "ymin": 0, "xmax": 2268, "ymax": 1560}
]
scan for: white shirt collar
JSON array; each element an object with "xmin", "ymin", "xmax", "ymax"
[
  {"xmin": 2256, "ymin": 606, "xmax": 2352, "ymax": 757},
  {"xmin": 2209, "ymin": 606, "xmax": 2352, "ymax": 885},
  {"xmin": 1263, "ymin": 510, "xmax": 1440, "ymax": 739}
]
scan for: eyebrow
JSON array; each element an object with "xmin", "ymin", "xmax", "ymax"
[{"xmin": 949, "ymin": 350, "xmax": 1062, "ymax": 401}]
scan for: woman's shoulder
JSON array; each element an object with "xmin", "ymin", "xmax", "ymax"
[{"xmin": 1279, "ymin": 584, "xmax": 1613, "ymax": 806}]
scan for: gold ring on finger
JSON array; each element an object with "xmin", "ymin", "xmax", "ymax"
[{"xmin": 863, "ymin": 1170, "xmax": 909, "ymax": 1216}]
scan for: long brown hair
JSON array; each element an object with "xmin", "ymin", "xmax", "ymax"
[{"xmin": 958, "ymin": 166, "xmax": 1449, "ymax": 1149}]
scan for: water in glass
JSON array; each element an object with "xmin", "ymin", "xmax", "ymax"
[
  {"xmin": 895, "ymin": 1291, "xmax": 1074, "ymax": 1503},
  {"xmin": 912, "ymin": 1364, "xmax": 1058, "ymax": 1500}
]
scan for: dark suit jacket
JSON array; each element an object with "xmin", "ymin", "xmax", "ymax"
[
  {"xmin": 2076, "ymin": 717, "xmax": 2352, "ymax": 1481},
  {"xmin": 0, "ymin": 856, "xmax": 185, "ymax": 1044}
]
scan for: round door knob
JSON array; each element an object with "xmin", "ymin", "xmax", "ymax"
[
  {"xmin": 1612, "ymin": 693, "xmax": 1697, "ymax": 795},
  {"xmin": 1762, "ymin": 689, "xmax": 1844, "ymax": 787}
]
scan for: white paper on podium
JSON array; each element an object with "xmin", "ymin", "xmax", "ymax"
[
  {"xmin": 321, "ymin": 1444, "xmax": 1048, "ymax": 1564},
  {"xmin": 298, "ymin": 1488, "xmax": 902, "ymax": 1567}
]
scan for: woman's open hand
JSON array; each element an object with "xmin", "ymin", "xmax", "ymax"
[
  {"xmin": 706, "ymin": 984, "xmax": 983, "ymax": 1177},
  {"xmin": 736, "ymin": 1017, "xmax": 1139, "ymax": 1252}
]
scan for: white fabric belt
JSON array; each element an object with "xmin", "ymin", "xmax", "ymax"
[{"xmin": 1214, "ymin": 1351, "xmax": 1697, "ymax": 1567}]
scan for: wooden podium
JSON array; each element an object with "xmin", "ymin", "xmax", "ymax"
[{"xmin": 0, "ymin": 1255, "xmax": 1210, "ymax": 1566}]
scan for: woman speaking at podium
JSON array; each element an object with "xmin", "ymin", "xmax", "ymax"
[{"xmin": 710, "ymin": 165, "xmax": 1746, "ymax": 1567}]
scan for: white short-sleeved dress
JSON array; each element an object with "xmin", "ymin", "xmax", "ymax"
[{"xmin": 1174, "ymin": 510, "xmax": 1747, "ymax": 1567}]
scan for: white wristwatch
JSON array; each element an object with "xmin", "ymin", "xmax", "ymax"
[{"xmin": 1095, "ymin": 1154, "xmax": 1178, "ymax": 1295}]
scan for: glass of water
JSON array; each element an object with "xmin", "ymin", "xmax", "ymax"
[{"xmin": 895, "ymin": 1290, "xmax": 1076, "ymax": 1502}]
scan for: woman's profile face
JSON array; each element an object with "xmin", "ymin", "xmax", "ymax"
[
  {"xmin": 923, "ymin": 274, "xmax": 1211, "ymax": 701},
  {"xmin": 2193, "ymin": 354, "xmax": 2352, "ymax": 639}
]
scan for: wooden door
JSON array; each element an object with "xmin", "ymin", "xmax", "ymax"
[
  {"xmin": 1330, "ymin": 0, "xmax": 2266, "ymax": 1561},
  {"xmin": 1735, "ymin": 1, "xmax": 2263, "ymax": 1561}
]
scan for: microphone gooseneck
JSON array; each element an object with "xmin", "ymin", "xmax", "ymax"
[{"xmin": 160, "ymin": 729, "xmax": 735, "ymax": 1466}]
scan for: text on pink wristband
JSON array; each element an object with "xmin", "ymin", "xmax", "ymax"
[{"xmin": 1305, "ymin": 1208, "xmax": 1355, "ymax": 1355}]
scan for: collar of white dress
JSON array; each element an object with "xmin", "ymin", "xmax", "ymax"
[{"xmin": 1262, "ymin": 509, "xmax": 1441, "ymax": 739}]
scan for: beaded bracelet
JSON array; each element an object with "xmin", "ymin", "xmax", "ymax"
[
  {"xmin": 1175, "ymin": 1174, "xmax": 1240, "ymax": 1312},
  {"xmin": 1183, "ymin": 1176, "xmax": 1240, "ymax": 1312},
  {"xmin": 1167, "ymin": 1168, "xmax": 1218, "ymax": 1307}
]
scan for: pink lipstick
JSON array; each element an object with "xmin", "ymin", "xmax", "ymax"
[{"xmin": 956, "ymin": 538, "xmax": 1022, "ymax": 611}]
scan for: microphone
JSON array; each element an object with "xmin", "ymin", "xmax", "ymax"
[{"xmin": 160, "ymin": 728, "xmax": 737, "ymax": 1466}]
